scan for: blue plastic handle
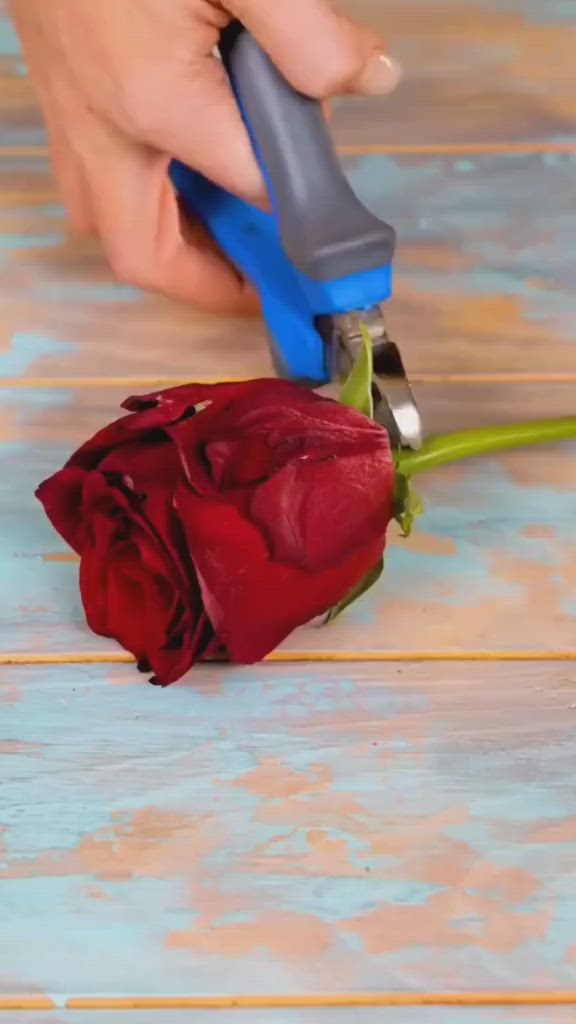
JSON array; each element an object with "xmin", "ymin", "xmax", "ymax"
[{"xmin": 169, "ymin": 24, "xmax": 394, "ymax": 384}]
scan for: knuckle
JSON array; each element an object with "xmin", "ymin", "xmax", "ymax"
[
  {"xmin": 108, "ymin": 245, "xmax": 155, "ymax": 290},
  {"xmin": 115, "ymin": 69, "xmax": 161, "ymax": 138},
  {"xmin": 67, "ymin": 209, "xmax": 94, "ymax": 235},
  {"xmin": 303, "ymin": 55, "xmax": 361, "ymax": 99},
  {"xmin": 118, "ymin": 93, "xmax": 150, "ymax": 139}
]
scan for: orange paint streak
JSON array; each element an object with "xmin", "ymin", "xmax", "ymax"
[
  {"xmin": 232, "ymin": 757, "xmax": 332, "ymax": 799},
  {"xmin": 0, "ymin": 191, "xmax": 57, "ymax": 204},
  {"xmin": 256, "ymin": 790, "xmax": 373, "ymax": 834},
  {"xmin": 3, "ymin": 650, "xmax": 576, "ymax": 666},
  {"xmin": 61, "ymin": 992, "xmax": 576, "ymax": 1008},
  {"xmin": 529, "ymin": 819, "xmax": 576, "ymax": 843},
  {"xmin": 0, "ymin": 739, "xmax": 42, "ymax": 755},
  {"xmin": 339, "ymin": 143, "xmax": 576, "ymax": 156},
  {"xmin": 85, "ymin": 885, "xmax": 109, "ymax": 900},
  {"xmin": 166, "ymin": 910, "xmax": 332, "ymax": 959},
  {"xmin": 41, "ymin": 551, "xmax": 79, "ymax": 563},
  {"xmin": 0, "ymin": 684, "xmax": 21, "ymax": 703},
  {"xmin": 1, "ymin": 807, "xmax": 220, "ymax": 882},
  {"xmin": 506, "ymin": 449, "xmax": 576, "ymax": 492},
  {"xmin": 389, "ymin": 530, "xmax": 457, "ymax": 557},
  {"xmin": 342, "ymin": 890, "xmax": 551, "ymax": 956},
  {"xmin": 6, "ymin": 142, "xmax": 576, "ymax": 159},
  {"xmin": 0, "ymin": 407, "xmax": 18, "ymax": 442},
  {"xmin": 0, "ymin": 998, "xmax": 54, "ymax": 1010},
  {"xmin": 520, "ymin": 525, "xmax": 556, "ymax": 540},
  {"xmin": 244, "ymin": 827, "xmax": 357, "ymax": 880},
  {"xmin": 243, "ymin": 798, "xmax": 539, "ymax": 912},
  {"xmin": 4, "ymin": 372, "xmax": 576, "ymax": 387}
]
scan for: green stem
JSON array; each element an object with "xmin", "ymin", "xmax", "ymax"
[{"xmin": 398, "ymin": 417, "xmax": 576, "ymax": 476}]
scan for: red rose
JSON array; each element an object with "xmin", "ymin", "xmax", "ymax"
[{"xmin": 37, "ymin": 379, "xmax": 393, "ymax": 685}]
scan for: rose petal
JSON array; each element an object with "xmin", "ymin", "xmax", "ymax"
[
  {"xmin": 84, "ymin": 453, "xmax": 194, "ymax": 594},
  {"xmin": 170, "ymin": 383, "xmax": 388, "ymax": 497},
  {"xmin": 75, "ymin": 472, "xmax": 211, "ymax": 685},
  {"xmin": 66, "ymin": 410, "xmax": 168, "ymax": 471},
  {"xmin": 38, "ymin": 378, "xmax": 395, "ymax": 683},
  {"xmin": 36, "ymin": 466, "xmax": 89, "ymax": 553},
  {"xmin": 98, "ymin": 437, "xmax": 180, "ymax": 491},
  {"xmin": 122, "ymin": 378, "xmax": 309, "ymax": 418},
  {"xmin": 250, "ymin": 449, "xmax": 393, "ymax": 571},
  {"xmin": 81, "ymin": 528, "xmax": 210, "ymax": 686},
  {"xmin": 175, "ymin": 483, "xmax": 384, "ymax": 663}
]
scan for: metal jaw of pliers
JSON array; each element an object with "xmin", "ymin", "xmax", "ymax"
[
  {"xmin": 320, "ymin": 306, "xmax": 422, "ymax": 451},
  {"xmin": 169, "ymin": 21, "xmax": 422, "ymax": 452}
]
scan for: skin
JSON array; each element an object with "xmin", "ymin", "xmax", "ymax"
[{"xmin": 9, "ymin": 0, "xmax": 400, "ymax": 313}]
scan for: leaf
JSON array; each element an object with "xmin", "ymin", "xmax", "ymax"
[
  {"xmin": 339, "ymin": 323, "xmax": 373, "ymax": 419},
  {"xmin": 393, "ymin": 467, "xmax": 424, "ymax": 537},
  {"xmin": 326, "ymin": 559, "xmax": 384, "ymax": 623}
]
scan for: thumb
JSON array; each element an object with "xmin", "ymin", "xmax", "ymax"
[{"xmin": 229, "ymin": 0, "xmax": 401, "ymax": 99}]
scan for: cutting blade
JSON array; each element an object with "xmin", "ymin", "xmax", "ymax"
[{"xmin": 317, "ymin": 306, "xmax": 423, "ymax": 451}]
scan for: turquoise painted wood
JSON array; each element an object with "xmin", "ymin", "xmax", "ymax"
[
  {"xmin": 3, "ymin": 0, "xmax": 576, "ymax": 1007},
  {"xmin": 3, "ymin": 662, "xmax": 576, "ymax": 997},
  {"xmin": 2, "ymin": 153, "xmax": 576, "ymax": 377},
  {"xmin": 1, "ymin": 383, "xmax": 575, "ymax": 656}
]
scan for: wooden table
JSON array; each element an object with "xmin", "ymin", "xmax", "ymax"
[{"xmin": 1, "ymin": 0, "xmax": 576, "ymax": 1019}]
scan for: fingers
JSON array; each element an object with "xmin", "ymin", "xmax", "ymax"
[
  {"xmin": 120, "ymin": 54, "xmax": 266, "ymax": 206},
  {"xmin": 74, "ymin": 120, "xmax": 258, "ymax": 313},
  {"xmin": 230, "ymin": 0, "xmax": 401, "ymax": 99},
  {"xmin": 43, "ymin": 112, "xmax": 95, "ymax": 234}
]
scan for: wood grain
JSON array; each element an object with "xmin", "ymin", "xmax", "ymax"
[
  {"xmin": 1, "ymin": 152, "xmax": 576, "ymax": 378},
  {"xmin": 1, "ymin": 383, "xmax": 575, "ymax": 658},
  {"xmin": 2, "ymin": 0, "xmax": 576, "ymax": 1005},
  {"xmin": 2, "ymin": 661, "xmax": 576, "ymax": 997},
  {"xmin": 336, "ymin": 0, "xmax": 576, "ymax": 147},
  {"xmin": 2, "ymin": 0, "xmax": 576, "ymax": 148}
]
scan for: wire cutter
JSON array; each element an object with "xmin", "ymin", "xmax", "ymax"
[{"xmin": 169, "ymin": 20, "xmax": 422, "ymax": 450}]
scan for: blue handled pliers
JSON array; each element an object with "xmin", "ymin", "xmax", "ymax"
[{"xmin": 169, "ymin": 20, "xmax": 422, "ymax": 450}]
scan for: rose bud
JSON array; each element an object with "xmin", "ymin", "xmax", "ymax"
[{"xmin": 37, "ymin": 379, "xmax": 393, "ymax": 685}]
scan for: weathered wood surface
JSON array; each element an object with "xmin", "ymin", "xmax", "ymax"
[
  {"xmin": 337, "ymin": 0, "xmax": 576, "ymax": 147},
  {"xmin": 2, "ymin": 0, "xmax": 576, "ymax": 148},
  {"xmin": 2, "ymin": 0, "xmax": 576, "ymax": 1010},
  {"xmin": 2, "ymin": 384, "xmax": 575, "ymax": 657},
  {"xmin": 3, "ymin": 662, "xmax": 576, "ymax": 997},
  {"xmin": 2, "ymin": 152, "xmax": 576, "ymax": 377}
]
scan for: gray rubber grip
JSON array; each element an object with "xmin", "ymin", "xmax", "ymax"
[{"xmin": 220, "ymin": 22, "xmax": 396, "ymax": 281}]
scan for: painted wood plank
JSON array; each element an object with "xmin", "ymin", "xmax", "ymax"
[
  {"xmin": 0, "ymin": 154, "xmax": 273, "ymax": 381},
  {"xmin": 10, "ymin": 1013, "xmax": 576, "ymax": 1024},
  {"xmin": 3, "ymin": 661, "xmax": 576, "ymax": 995},
  {"xmin": 0, "ymin": 3, "xmax": 42, "ymax": 148},
  {"xmin": 336, "ymin": 0, "xmax": 576, "ymax": 147},
  {"xmin": 1, "ymin": 382, "xmax": 575, "ymax": 656},
  {"xmin": 0, "ymin": 64, "xmax": 40, "ymax": 149},
  {"xmin": 1, "ymin": 152, "xmax": 575, "ymax": 378},
  {"xmin": 2, "ymin": 0, "xmax": 576, "ymax": 148}
]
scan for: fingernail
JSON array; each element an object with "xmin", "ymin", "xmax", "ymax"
[{"xmin": 357, "ymin": 52, "xmax": 402, "ymax": 96}]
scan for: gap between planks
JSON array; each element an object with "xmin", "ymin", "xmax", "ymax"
[
  {"xmin": 8, "ymin": 992, "xmax": 576, "ymax": 1010},
  {"xmin": 2, "ymin": 650, "xmax": 576, "ymax": 666},
  {"xmin": 4, "ymin": 141, "xmax": 576, "ymax": 158},
  {"xmin": 4, "ymin": 373, "xmax": 576, "ymax": 389}
]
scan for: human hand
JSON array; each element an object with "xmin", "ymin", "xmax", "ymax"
[{"xmin": 9, "ymin": 0, "xmax": 400, "ymax": 312}]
